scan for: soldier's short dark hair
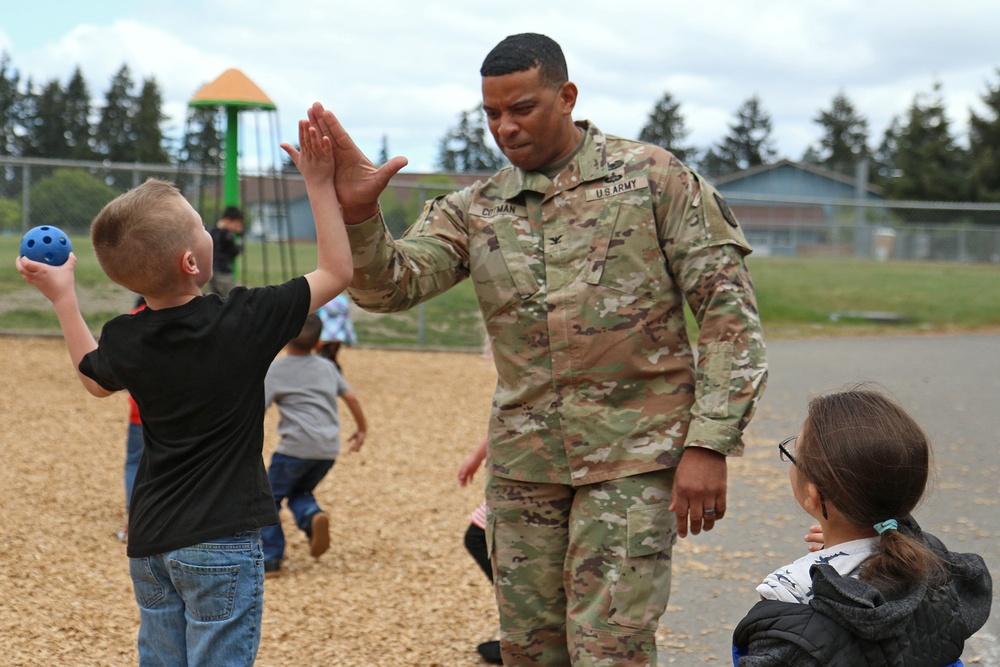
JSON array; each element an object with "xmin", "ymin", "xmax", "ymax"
[
  {"xmin": 480, "ymin": 33, "xmax": 568, "ymax": 89},
  {"xmin": 222, "ymin": 206, "xmax": 244, "ymax": 221}
]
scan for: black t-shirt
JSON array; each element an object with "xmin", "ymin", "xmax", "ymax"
[{"xmin": 80, "ymin": 277, "xmax": 311, "ymax": 558}]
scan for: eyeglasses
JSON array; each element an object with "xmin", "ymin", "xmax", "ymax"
[
  {"xmin": 778, "ymin": 435, "xmax": 798, "ymax": 464},
  {"xmin": 777, "ymin": 434, "xmax": 828, "ymax": 520}
]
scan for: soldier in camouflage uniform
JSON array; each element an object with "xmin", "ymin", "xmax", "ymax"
[{"xmin": 308, "ymin": 32, "xmax": 767, "ymax": 666}]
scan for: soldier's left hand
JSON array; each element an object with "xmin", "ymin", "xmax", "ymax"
[{"xmin": 670, "ymin": 446, "xmax": 727, "ymax": 538}]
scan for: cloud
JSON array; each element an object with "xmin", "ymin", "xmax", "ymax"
[{"xmin": 3, "ymin": 0, "xmax": 999, "ymax": 171}]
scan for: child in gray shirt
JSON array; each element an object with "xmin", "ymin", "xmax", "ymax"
[{"xmin": 261, "ymin": 313, "xmax": 367, "ymax": 577}]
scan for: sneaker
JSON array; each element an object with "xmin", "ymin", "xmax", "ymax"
[
  {"xmin": 264, "ymin": 560, "xmax": 281, "ymax": 579},
  {"xmin": 309, "ymin": 512, "xmax": 330, "ymax": 559},
  {"xmin": 476, "ymin": 640, "xmax": 502, "ymax": 664}
]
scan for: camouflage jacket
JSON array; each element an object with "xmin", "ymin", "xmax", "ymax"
[{"xmin": 346, "ymin": 121, "xmax": 767, "ymax": 485}]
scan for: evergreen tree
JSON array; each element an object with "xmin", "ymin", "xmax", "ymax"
[
  {"xmin": 695, "ymin": 146, "xmax": 731, "ymax": 181},
  {"xmin": 799, "ymin": 145, "xmax": 822, "ymax": 165},
  {"xmin": 0, "ymin": 52, "xmax": 23, "ymax": 158},
  {"xmin": 63, "ymin": 67, "xmax": 95, "ymax": 160},
  {"xmin": 870, "ymin": 116, "xmax": 901, "ymax": 187},
  {"xmin": 96, "ymin": 64, "xmax": 139, "ymax": 162},
  {"xmin": 638, "ymin": 91, "xmax": 694, "ymax": 162},
  {"xmin": 180, "ymin": 106, "xmax": 224, "ymax": 168},
  {"xmin": 882, "ymin": 82, "xmax": 968, "ymax": 201},
  {"xmin": 378, "ymin": 134, "xmax": 389, "ymax": 166},
  {"xmin": 22, "ymin": 78, "xmax": 68, "ymax": 158},
  {"xmin": 437, "ymin": 106, "xmax": 505, "ymax": 173},
  {"xmin": 811, "ymin": 91, "xmax": 869, "ymax": 176},
  {"xmin": 713, "ymin": 94, "xmax": 777, "ymax": 175},
  {"xmin": 134, "ymin": 77, "xmax": 170, "ymax": 163},
  {"xmin": 968, "ymin": 68, "xmax": 1000, "ymax": 202}
]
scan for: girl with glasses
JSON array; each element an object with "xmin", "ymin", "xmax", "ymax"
[{"xmin": 732, "ymin": 387, "xmax": 991, "ymax": 666}]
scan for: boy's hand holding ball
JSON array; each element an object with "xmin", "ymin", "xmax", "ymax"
[{"xmin": 20, "ymin": 225, "xmax": 72, "ymax": 266}]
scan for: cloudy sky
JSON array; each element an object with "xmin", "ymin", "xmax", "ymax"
[{"xmin": 2, "ymin": 0, "xmax": 998, "ymax": 172}]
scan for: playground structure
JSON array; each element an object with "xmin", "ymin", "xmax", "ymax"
[{"xmin": 182, "ymin": 68, "xmax": 298, "ymax": 284}]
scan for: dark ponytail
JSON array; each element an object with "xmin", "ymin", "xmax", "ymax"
[{"xmin": 797, "ymin": 387, "xmax": 943, "ymax": 597}]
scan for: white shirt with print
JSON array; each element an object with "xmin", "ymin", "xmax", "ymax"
[{"xmin": 756, "ymin": 537, "xmax": 879, "ymax": 603}]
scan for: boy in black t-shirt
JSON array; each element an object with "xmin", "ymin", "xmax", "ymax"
[{"xmin": 16, "ymin": 114, "xmax": 352, "ymax": 665}]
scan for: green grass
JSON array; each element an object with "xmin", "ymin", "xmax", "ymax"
[
  {"xmin": 747, "ymin": 256, "xmax": 1000, "ymax": 337},
  {"xmin": 4, "ymin": 234, "xmax": 1000, "ymax": 347}
]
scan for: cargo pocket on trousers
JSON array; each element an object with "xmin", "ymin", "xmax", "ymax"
[{"xmin": 608, "ymin": 501, "xmax": 677, "ymax": 630}]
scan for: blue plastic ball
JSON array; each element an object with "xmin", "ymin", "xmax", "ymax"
[{"xmin": 20, "ymin": 226, "xmax": 72, "ymax": 266}]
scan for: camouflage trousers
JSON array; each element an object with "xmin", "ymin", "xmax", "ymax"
[{"xmin": 485, "ymin": 469, "xmax": 677, "ymax": 666}]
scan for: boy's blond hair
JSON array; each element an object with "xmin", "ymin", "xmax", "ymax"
[{"xmin": 91, "ymin": 179, "xmax": 201, "ymax": 296}]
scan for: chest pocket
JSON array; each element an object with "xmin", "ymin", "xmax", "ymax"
[
  {"xmin": 583, "ymin": 199, "xmax": 669, "ymax": 303},
  {"xmin": 469, "ymin": 216, "xmax": 540, "ymax": 321}
]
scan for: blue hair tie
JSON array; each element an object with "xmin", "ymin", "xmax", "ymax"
[{"xmin": 873, "ymin": 519, "xmax": 898, "ymax": 535}]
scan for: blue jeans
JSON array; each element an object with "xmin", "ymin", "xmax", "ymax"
[
  {"xmin": 129, "ymin": 531, "xmax": 263, "ymax": 667},
  {"xmin": 260, "ymin": 452, "xmax": 335, "ymax": 562},
  {"xmin": 124, "ymin": 422, "xmax": 144, "ymax": 512}
]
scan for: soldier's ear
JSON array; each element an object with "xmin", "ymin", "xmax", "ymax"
[{"xmin": 558, "ymin": 82, "xmax": 577, "ymax": 114}]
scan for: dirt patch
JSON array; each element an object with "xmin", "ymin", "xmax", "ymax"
[
  {"xmin": 0, "ymin": 284, "xmax": 136, "ymax": 316},
  {"xmin": 0, "ymin": 339, "xmax": 502, "ymax": 666},
  {"xmin": 3, "ymin": 335, "xmax": 996, "ymax": 665}
]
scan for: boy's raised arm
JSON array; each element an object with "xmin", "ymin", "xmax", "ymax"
[
  {"xmin": 15, "ymin": 254, "xmax": 113, "ymax": 397},
  {"xmin": 306, "ymin": 102, "xmax": 407, "ymax": 225},
  {"xmin": 281, "ymin": 115, "xmax": 353, "ymax": 312}
]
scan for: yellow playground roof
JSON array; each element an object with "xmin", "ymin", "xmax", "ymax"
[{"xmin": 188, "ymin": 68, "xmax": 276, "ymax": 110}]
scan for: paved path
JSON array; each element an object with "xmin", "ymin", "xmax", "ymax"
[{"xmin": 657, "ymin": 333, "xmax": 1000, "ymax": 665}]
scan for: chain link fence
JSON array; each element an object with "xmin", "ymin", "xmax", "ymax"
[
  {"xmin": 727, "ymin": 192, "xmax": 1000, "ymax": 263},
  {"xmin": 4, "ymin": 156, "xmax": 1000, "ymax": 264},
  {"xmin": 0, "ymin": 155, "xmax": 240, "ymax": 237}
]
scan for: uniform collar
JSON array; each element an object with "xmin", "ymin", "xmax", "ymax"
[{"xmin": 483, "ymin": 121, "xmax": 609, "ymax": 200}]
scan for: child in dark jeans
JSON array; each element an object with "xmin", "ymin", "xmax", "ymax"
[
  {"xmin": 16, "ymin": 113, "xmax": 352, "ymax": 665},
  {"xmin": 262, "ymin": 313, "xmax": 367, "ymax": 577}
]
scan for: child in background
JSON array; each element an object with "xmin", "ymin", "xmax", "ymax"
[
  {"xmin": 118, "ymin": 298, "xmax": 147, "ymax": 543},
  {"xmin": 458, "ymin": 435, "xmax": 502, "ymax": 665},
  {"xmin": 205, "ymin": 206, "xmax": 244, "ymax": 296},
  {"xmin": 16, "ymin": 114, "xmax": 352, "ymax": 665},
  {"xmin": 316, "ymin": 292, "xmax": 357, "ymax": 371},
  {"xmin": 732, "ymin": 387, "xmax": 992, "ymax": 667},
  {"xmin": 262, "ymin": 312, "xmax": 367, "ymax": 577},
  {"xmin": 118, "ymin": 393, "xmax": 142, "ymax": 542}
]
